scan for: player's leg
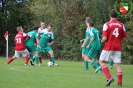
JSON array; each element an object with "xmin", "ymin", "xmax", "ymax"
[
  {"xmin": 86, "ymin": 48, "xmax": 101, "ymax": 72},
  {"xmin": 39, "ymin": 54, "xmax": 42, "ymax": 64},
  {"xmin": 37, "ymin": 45, "xmax": 44, "ymax": 60},
  {"xmin": 20, "ymin": 49, "xmax": 30, "ymax": 65},
  {"xmin": 6, "ymin": 56, "xmax": 17, "ymax": 64},
  {"xmin": 33, "ymin": 51, "xmax": 40, "ymax": 66},
  {"xmin": 36, "ymin": 46, "xmax": 43, "ymax": 64},
  {"xmin": 92, "ymin": 50, "xmax": 102, "ymax": 73},
  {"xmin": 31, "ymin": 46, "xmax": 39, "ymax": 66},
  {"xmin": 25, "ymin": 55, "xmax": 30, "ymax": 65},
  {"xmin": 99, "ymin": 50, "xmax": 114, "ymax": 86},
  {"xmin": 113, "ymin": 51, "xmax": 122, "ymax": 87},
  {"xmin": 29, "ymin": 53, "xmax": 35, "ymax": 66},
  {"xmin": 82, "ymin": 48, "xmax": 89, "ymax": 70},
  {"xmin": 38, "ymin": 55, "xmax": 42, "ymax": 65},
  {"xmin": 84, "ymin": 55, "xmax": 100, "ymax": 72},
  {"xmin": 46, "ymin": 46, "xmax": 58, "ymax": 66},
  {"xmin": 24, "ymin": 46, "xmax": 31, "ymax": 65},
  {"xmin": 109, "ymin": 56, "xmax": 114, "ymax": 69},
  {"xmin": 6, "ymin": 50, "xmax": 19, "ymax": 64},
  {"xmin": 115, "ymin": 63, "xmax": 122, "ymax": 87},
  {"xmin": 47, "ymin": 53, "xmax": 52, "ymax": 62},
  {"xmin": 93, "ymin": 58, "xmax": 102, "ymax": 72},
  {"xmin": 48, "ymin": 51, "xmax": 55, "ymax": 65}
]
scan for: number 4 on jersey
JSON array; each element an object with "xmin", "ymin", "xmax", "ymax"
[{"xmin": 113, "ymin": 28, "xmax": 119, "ymax": 37}]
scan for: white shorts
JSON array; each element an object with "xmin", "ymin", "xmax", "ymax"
[
  {"xmin": 14, "ymin": 49, "xmax": 29, "ymax": 58},
  {"xmin": 99, "ymin": 50, "xmax": 121, "ymax": 63}
]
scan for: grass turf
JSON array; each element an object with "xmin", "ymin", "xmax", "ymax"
[{"xmin": 0, "ymin": 57, "xmax": 133, "ymax": 88}]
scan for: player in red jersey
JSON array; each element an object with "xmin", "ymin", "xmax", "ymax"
[
  {"xmin": 99, "ymin": 10, "xmax": 126, "ymax": 87},
  {"xmin": 6, "ymin": 26, "xmax": 30, "ymax": 65}
]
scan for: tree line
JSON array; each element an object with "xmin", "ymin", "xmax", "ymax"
[{"xmin": 0, "ymin": 0, "xmax": 133, "ymax": 64}]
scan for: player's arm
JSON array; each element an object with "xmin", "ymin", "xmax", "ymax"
[
  {"xmin": 36, "ymin": 33, "xmax": 41, "ymax": 49},
  {"xmin": 48, "ymin": 33, "xmax": 54, "ymax": 46},
  {"xmin": 101, "ymin": 23, "xmax": 108, "ymax": 43},
  {"xmin": 99, "ymin": 33, "xmax": 102, "ymax": 40},
  {"xmin": 81, "ymin": 36, "xmax": 90, "ymax": 48},
  {"xmin": 48, "ymin": 40, "xmax": 54, "ymax": 46},
  {"xmin": 23, "ymin": 33, "xmax": 30, "ymax": 39},
  {"xmin": 101, "ymin": 37, "xmax": 107, "ymax": 43},
  {"xmin": 80, "ymin": 39, "xmax": 84, "ymax": 43},
  {"xmin": 122, "ymin": 25, "xmax": 127, "ymax": 40},
  {"xmin": 86, "ymin": 38, "xmax": 94, "ymax": 49},
  {"xmin": 36, "ymin": 38, "xmax": 41, "ymax": 49}
]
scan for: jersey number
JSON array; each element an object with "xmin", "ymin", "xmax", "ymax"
[
  {"xmin": 113, "ymin": 28, "xmax": 119, "ymax": 37},
  {"xmin": 16, "ymin": 38, "xmax": 21, "ymax": 44},
  {"xmin": 97, "ymin": 33, "xmax": 100, "ymax": 40}
]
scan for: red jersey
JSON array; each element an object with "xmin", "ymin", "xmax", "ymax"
[
  {"xmin": 102, "ymin": 19, "xmax": 126, "ymax": 51},
  {"xmin": 15, "ymin": 32, "xmax": 30, "ymax": 51}
]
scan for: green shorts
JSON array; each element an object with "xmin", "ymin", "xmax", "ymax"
[
  {"xmin": 26, "ymin": 45, "xmax": 37, "ymax": 53},
  {"xmin": 82, "ymin": 47, "xmax": 87, "ymax": 54},
  {"xmin": 87, "ymin": 48, "xmax": 100, "ymax": 59},
  {"xmin": 82, "ymin": 46, "xmax": 91, "ymax": 55},
  {"xmin": 37, "ymin": 46, "xmax": 52, "ymax": 54}
]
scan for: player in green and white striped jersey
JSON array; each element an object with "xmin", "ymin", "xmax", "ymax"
[{"xmin": 80, "ymin": 17, "xmax": 91, "ymax": 70}]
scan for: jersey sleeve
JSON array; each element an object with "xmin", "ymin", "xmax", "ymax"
[
  {"xmin": 38, "ymin": 28, "xmax": 41, "ymax": 34},
  {"xmin": 23, "ymin": 33, "xmax": 30, "ymax": 38},
  {"xmin": 86, "ymin": 32, "xmax": 90, "ymax": 37},
  {"xmin": 99, "ymin": 33, "xmax": 102, "ymax": 39},
  {"xmin": 90, "ymin": 29, "xmax": 94, "ymax": 39},
  {"xmin": 122, "ymin": 25, "xmax": 127, "ymax": 39},
  {"xmin": 102, "ymin": 23, "xmax": 108, "ymax": 37},
  {"xmin": 35, "ymin": 33, "xmax": 38, "ymax": 39},
  {"xmin": 23, "ymin": 33, "xmax": 26, "ymax": 37},
  {"xmin": 86, "ymin": 27, "xmax": 90, "ymax": 33},
  {"xmin": 51, "ymin": 32, "xmax": 54, "ymax": 41}
]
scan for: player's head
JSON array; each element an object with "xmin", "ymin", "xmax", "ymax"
[
  {"xmin": 40, "ymin": 21, "xmax": 45, "ymax": 28},
  {"xmin": 88, "ymin": 21, "xmax": 94, "ymax": 27},
  {"xmin": 47, "ymin": 24, "xmax": 53, "ymax": 32},
  {"xmin": 85, "ymin": 17, "xmax": 91, "ymax": 23},
  {"xmin": 33, "ymin": 26, "xmax": 38, "ymax": 32},
  {"xmin": 109, "ymin": 9, "xmax": 117, "ymax": 18},
  {"xmin": 85, "ymin": 17, "xmax": 91, "ymax": 27},
  {"xmin": 16, "ymin": 26, "xmax": 23, "ymax": 32}
]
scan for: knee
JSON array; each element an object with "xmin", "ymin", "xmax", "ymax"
[
  {"xmin": 99, "ymin": 60, "xmax": 104, "ymax": 65},
  {"xmin": 49, "ymin": 51, "xmax": 54, "ymax": 56},
  {"xmin": 34, "ymin": 52, "xmax": 38, "ymax": 56},
  {"xmin": 115, "ymin": 63, "xmax": 122, "ymax": 71},
  {"xmin": 82, "ymin": 54, "xmax": 85, "ymax": 58}
]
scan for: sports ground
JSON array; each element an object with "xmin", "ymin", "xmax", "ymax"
[{"xmin": 0, "ymin": 57, "xmax": 132, "ymax": 88}]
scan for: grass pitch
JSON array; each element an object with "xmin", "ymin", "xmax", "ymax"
[{"xmin": 0, "ymin": 57, "xmax": 133, "ymax": 88}]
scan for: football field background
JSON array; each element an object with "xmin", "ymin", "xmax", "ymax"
[{"xmin": 0, "ymin": 57, "xmax": 132, "ymax": 88}]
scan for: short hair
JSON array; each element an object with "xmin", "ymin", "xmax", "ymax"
[
  {"xmin": 16, "ymin": 26, "xmax": 22, "ymax": 31},
  {"xmin": 33, "ymin": 26, "xmax": 38, "ymax": 30},
  {"xmin": 86, "ymin": 17, "xmax": 91, "ymax": 23},
  {"xmin": 48, "ymin": 23, "xmax": 53, "ymax": 27},
  {"xmin": 40, "ymin": 21, "xmax": 45, "ymax": 23},
  {"xmin": 89, "ymin": 21, "xmax": 94, "ymax": 27},
  {"xmin": 109, "ymin": 9, "xmax": 117, "ymax": 18}
]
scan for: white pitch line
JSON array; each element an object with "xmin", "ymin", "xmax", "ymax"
[
  {"xmin": 10, "ymin": 67, "xmax": 25, "ymax": 72},
  {"xmin": 9, "ymin": 67, "xmax": 98, "ymax": 78}
]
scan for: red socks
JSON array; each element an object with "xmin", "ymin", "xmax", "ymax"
[
  {"xmin": 39, "ymin": 56, "xmax": 42, "ymax": 64},
  {"xmin": 25, "ymin": 55, "xmax": 30, "ymax": 65},
  {"xmin": 101, "ymin": 65, "xmax": 112, "ymax": 80},
  {"xmin": 117, "ymin": 72, "xmax": 123, "ymax": 85},
  {"xmin": 6, "ymin": 57, "xmax": 14, "ymax": 64},
  {"xmin": 47, "ymin": 54, "xmax": 52, "ymax": 61}
]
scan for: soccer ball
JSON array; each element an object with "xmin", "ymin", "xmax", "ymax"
[{"xmin": 47, "ymin": 61, "xmax": 53, "ymax": 67}]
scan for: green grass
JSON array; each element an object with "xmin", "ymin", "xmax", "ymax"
[{"xmin": 0, "ymin": 57, "xmax": 133, "ymax": 88}]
